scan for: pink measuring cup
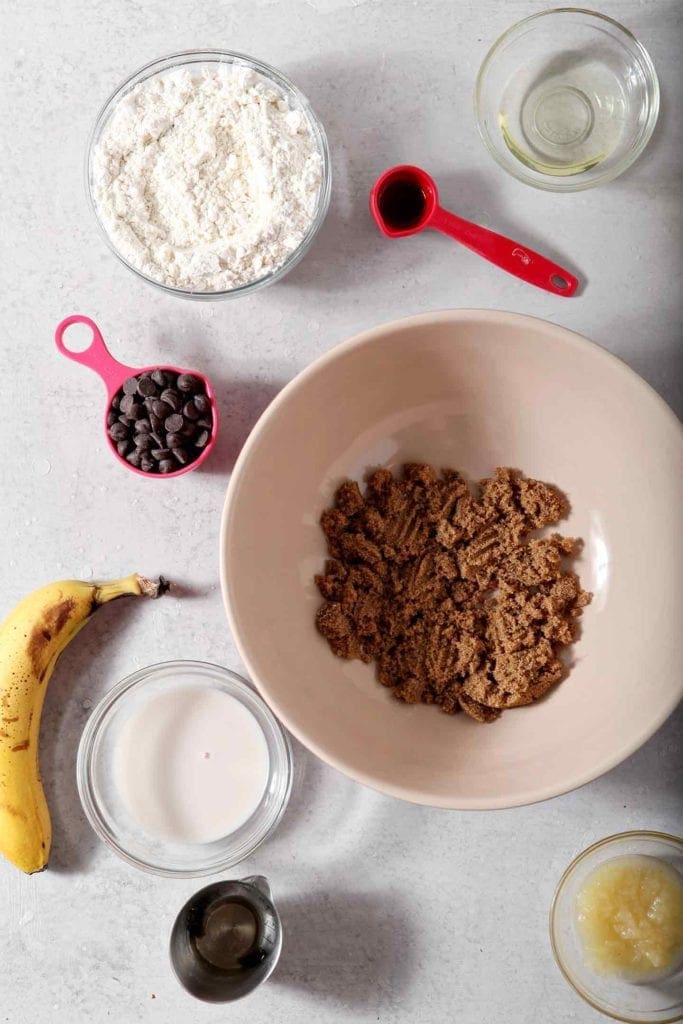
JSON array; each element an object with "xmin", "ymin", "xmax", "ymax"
[{"xmin": 55, "ymin": 315, "xmax": 219, "ymax": 479}]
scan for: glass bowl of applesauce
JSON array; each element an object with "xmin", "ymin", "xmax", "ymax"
[{"xmin": 550, "ymin": 831, "xmax": 683, "ymax": 1023}]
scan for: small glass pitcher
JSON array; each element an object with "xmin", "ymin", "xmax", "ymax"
[{"xmin": 170, "ymin": 876, "xmax": 282, "ymax": 1002}]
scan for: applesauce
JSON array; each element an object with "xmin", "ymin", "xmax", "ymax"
[{"xmin": 576, "ymin": 854, "xmax": 683, "ymax": 981}]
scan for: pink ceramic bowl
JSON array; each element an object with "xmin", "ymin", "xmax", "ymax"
[
  {"xmin": 55, "ymin": 315, "xmax": 218, "ymax": 479},
  {"xmin": 220, "ymin": 310, "xmax": 683, "ymax": 809}
]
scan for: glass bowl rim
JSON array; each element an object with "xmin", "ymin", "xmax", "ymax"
[
  {"xmin": 76, "ymin": 659, "xmax": 293, "ymax": 877},
  {"xmin": 473, "ymin": 7, "xmax": 661, "ymax": 193},
  {"xmin": 549, "ymin": 830, "xmax": 683, "ymax": 1023},
  {"xmin": 85, "ymin": 48, "xmax": 332, "ymax": 299}
]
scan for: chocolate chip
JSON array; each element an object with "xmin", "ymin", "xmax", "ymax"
[
  {"xmin": 108, "ymin": 422, "xmax": 129, "ymax": 441},
  {"xmin": 164, "ymin": 413, "xmax": 184, "ymax": 434},
  {"xmin": 137, "ymin": 376, "xmax": 158, "ymax": 398},
  {"xmin": 108, "ymin": 368, "xmax": 214, "ymax": 474},
  {"xmin": 148, "ymin": 400, "xmax": 169, "ymax": 420},
  {"xmin": 177, "ymin": 374, "xmax": 201, "ymax": 393},
  {"xmin": 160, "ymin": 389, "xmax": 181, "ymax": 412},
  {"xmin": 193, "ymin": 393, "xmax": 211, "ymax": 414}
]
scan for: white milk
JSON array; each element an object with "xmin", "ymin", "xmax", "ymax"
[{"xmin": 115, "ymin": 685, "xmax": 270, "ymax": 844}]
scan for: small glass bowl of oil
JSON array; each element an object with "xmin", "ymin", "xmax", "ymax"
[
  {"xmin": 550, "ymin": 832, "xmax": 683, "ymax": 1023},
  {"xmin": 475, "ymin": 9, "xmax": 659, "ymax": 191}
]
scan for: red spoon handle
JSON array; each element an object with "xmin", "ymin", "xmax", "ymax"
[{"xmin": 430, "ymin": 207, "xmax": 578, "ymax": 297}]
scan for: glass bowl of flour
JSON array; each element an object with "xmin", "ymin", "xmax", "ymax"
[{"xmin": 87, "ymin": 51, "xmax": 331, "ymax": 299}]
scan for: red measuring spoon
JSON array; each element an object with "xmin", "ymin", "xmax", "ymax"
[
  {"xmin": 55, "ymin": 315, "xmax": 219, "ymax": 479},
  {"xmin": 370, "ymin": 165, "xmax": 578, "ymax": 297}
]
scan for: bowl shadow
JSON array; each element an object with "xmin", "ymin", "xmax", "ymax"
[
  {"xmin": 596, "ymin": 701, "xmax": 683, "ymax": 803},
  {"xmin": 199, "ymin": 376, "xmax": 287, "ymax": 477},
  {"xmin": 272, "ymin": 888, "xmax": 414, "ymax": 1013},
  {"xmin": 266, "ymin": 736, "xmax": 329, "ymax": 845}
]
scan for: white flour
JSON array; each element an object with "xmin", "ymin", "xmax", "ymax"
[{"xmin": 92, "ymin": 65, "xmax": 323, "ymax": 292}]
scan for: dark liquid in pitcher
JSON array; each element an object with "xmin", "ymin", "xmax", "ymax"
[
  {"xmin": 378, "ymin": 179, "xmax": 426, "ymax": 229},
  {"xmin": 194, "ymin": 900, "xmax": 259, "ymax": 970}
]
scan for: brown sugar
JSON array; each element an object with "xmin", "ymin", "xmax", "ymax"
[{"xmin": 315, "ymin": 465, "xmax": 591, "ymax": 723}]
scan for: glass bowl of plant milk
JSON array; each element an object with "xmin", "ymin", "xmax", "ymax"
[{"xmin": 77, "ymin": 661, "xmax": 292, "ymax": 876}]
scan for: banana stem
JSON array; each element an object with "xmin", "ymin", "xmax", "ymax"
[{"xmin": 93, "ymin": 574, "xmax": 169, "ymax": 606}]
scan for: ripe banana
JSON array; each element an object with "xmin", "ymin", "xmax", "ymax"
[{"xmin": 0, "ymin": 573, "xmax": 168, "ymax": 873}]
